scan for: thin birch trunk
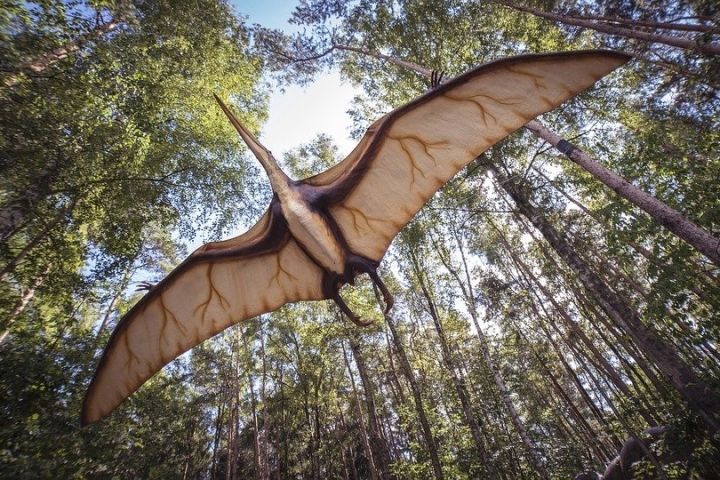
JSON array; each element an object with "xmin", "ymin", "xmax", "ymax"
[
  {"xmin": 0, "ymin": 154, "xmax": 64, "ymax": 243},
  {"xmin": 259, "ymin": 329, "xmax": 270, "ymax": 480},
  {"xmin": 97, "ymin": 266, "xmax": 133, "ymax": 335},
  {"xmin": 525, "ymin": 12, "xmax": 717, "ymax": 33},
  {"xmin": 580, "ymin": 358, "xmax": 669, "ymax": 479},
  {"xmin": 0, "ymin": 264, "xmax": 51, "ymax": 344},
  {"xmin": 337, "ymin": 407, "xmax": 359, "ymax": 480},
  {"xmin": 405, "ymin": 246, "xmax": 496, "ymax": 477},
  {"xmin": 347, "ymin": 332, "xmax": 395, "ymax": 480},
  {"xmin": 506, "ymin": 204, "xmax": 675, "ymax": 400},
  {"xmin": 524, "ymin": 120, "xmax": 720, "ymax": 268},
  {"xmin": 0, "ymin": 199, "xmax": 76, "ymax": 282},
  {"xmin": 341, "ymin": 338, "xmax": 380, "ymax": 480},
  {"xmin": 432, "ymin": 227, "xmax": 549, "ymax": 477},
  {"xmin": 383, "ymin": 312, "xmax": 445, "ymax": 480},
  {"xmin": 226, "ymin": 328, "xmax": 242, "ymax": 480},
  {"xmin": 509, "ymin": 242, "xmax": 661, "ymax": 424},
  {"xmin": 211, "ymin": 401, "xmax": 225, "ymax": 479},
  {"xmin": 479, "ymin": 322, "xmax": 550, "ymax": 479},
  {"xmin": 530, "ymin": 342, "xmax": 620, "ymax": 460},
  {"xmin": 246, "ymin": 345, "xmax": 261, "ymax": 479},
  {"xmin": 571, "ymin": 285, "xmax": 669, "ymax": 397},
  {"xmin": 497, "ymin": 228, "xmax": 635, "ymax": 397}
]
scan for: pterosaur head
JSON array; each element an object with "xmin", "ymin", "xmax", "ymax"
[{"xmin": 213, "ymin": 94, "xmax": 289, "ymax": 187}]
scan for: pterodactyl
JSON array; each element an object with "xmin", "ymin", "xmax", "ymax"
[{"xmin": 82, "ymin": 50, "xmax": 630, "ymax": 425}]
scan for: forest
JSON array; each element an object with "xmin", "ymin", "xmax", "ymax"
[{"xmin": 1, "ymin": 0, "xmax": 719, "ymax": 478}]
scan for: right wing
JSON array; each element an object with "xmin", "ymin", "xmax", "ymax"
[
  {"xmin": 82, "ymin": 206, "xmax": 326, "ymax": 425},
  {"xmin": 306, "ymin": 51, "xmax": 630, "ymax": 262}
]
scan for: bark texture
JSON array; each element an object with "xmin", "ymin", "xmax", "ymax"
[{"xmin": 524, "ymin": 120, "xmax": 720, "ymax": 267}]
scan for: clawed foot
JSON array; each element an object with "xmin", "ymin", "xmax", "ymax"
[
  {"xmin": 135, "ymin": 281, "xmax": 156, "ymax": 292},
  {"xmin": 333, "ymin": 292, "xmax": 374, "ymax": 327},
  {"xmin": 431, "ymin": 70, "xmax": 445, "ymax": 89},
  {"xmin": 325, "ymin": 256, "xmax": 395, "ymax": 327}
]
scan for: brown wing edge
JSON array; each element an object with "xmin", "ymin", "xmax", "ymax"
[
  {"xmin": 81, "ymin": 204, "xmax": 288, "ymax": 426},
  {"xmin": 303, "ymin": 50, "xmax": 631, "ymax": 199}
]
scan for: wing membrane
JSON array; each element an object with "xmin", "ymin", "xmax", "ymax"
[
  {"xmin": 82, "ymin": 210, "xmax": 325, "ymax": 425},
  {"xmin": 310, "ymin": 51, "xmax": 630, "ymax": 261}
]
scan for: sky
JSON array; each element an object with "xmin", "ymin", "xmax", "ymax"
[{"xmin": 230, "ymin": 1, "xmax": 361, "ymax": 160}]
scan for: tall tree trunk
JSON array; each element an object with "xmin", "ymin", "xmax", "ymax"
[
  {"xmin": 491, "ymin": 164, "xmax": 720, "ymax": 434},
  {"xmin": 405, "ymin": 245, "xmax": 496, "ymax": 477},
  {"xmin": 278, "ymin": 367, "xmax": 290, "ymax": 480},
  {"xmin": 211, "ymin": 401, "xmax": 225, "ymax": 479},
  {"xmin": 226, "ymin": 328, "xmax": 243, "ymax": 480},
  {"xmin": 543, "ymin": 180, "xmax": 716, "ymax": 304},
  {"xmin": 477, "ymin": 321, "xmax": 550, "ymax": 479},
  {"xmin": 97, "ymin": 266, "xmax": 133, "ymax": 335},
  {"xmin": 432, "ymin": 226, "xmax": 549, "ymax": 478},
  {"xmin": 259, "ymin": 329, "xmax": 270, "ymax": 480},
  {"xmin": 506, "ymin": 199, "xmax": 682, "ymax": 401},
  {"xmin": 383, "ymin": 313, "xmax": 445, "ymax": 479},
  {"xmin": 0, "ymin": 199, "xmax": 76, "ymax": 282},
  {"xmin": 489, "ymin": 0, "xmax": 720, "ymax": 55},
  {"xmin": 523, "ymin": 120, "xmax": 720, "ymax": 267},
  {"xmin": 579, "ymin": 356, "xmax": 669, "ymax": 479},
  {"xmin": 312, "ymin": 396, "xmax": 321, "ymax": 480},
  {"xmin": 514, "ymin": 11, "xmax": 715, "ymax": 33},
  {"xmin": 225, "ymin": 389, "xmax": 236, "ymax": 480},
  {"xmin": 529, "ymin": 338, "xmax": 621, "ymax": 460},
  {"xmin": 341, "ymin": 338, "xmax": 380, "ymax": 480},
  {"xmin": 498, "ymin": 229, "xmax": 632, "ymax": 394},
  {"xmin": 337, "ymin": 406, "xmax": 360, "ymax": 480},
  {"xmin": 346, "ymin": 331, "xmax": 395, "ymax": 480},
  {"xmin": 0, "ymin": 264, "xmax": 51, "ymax": 344},
  {"xmin": 0, "ymin": 156, "xmax": 63, "ymax": 242},
  {"xmin": 245, "ymin": 339, "xmax": 262, "ymax": 479},
  {"xmin": 497, "ymin": 231, "xmax": 662, "ymax": 425},
  {"xmin": 569, "ymin": 283, "xmax": 669, "ymax": 397},
  {"xmin": 532, "ymin": 318, "xmax": 618, "ymax": 437}
]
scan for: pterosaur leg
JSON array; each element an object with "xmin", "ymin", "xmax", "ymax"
[
  {"xmin": 366, "ymin": 269, "xmax": 394, "ymax": 313},
  {"xmin": 323, "ymin": 271, "xmax": 374, "ymax": 327},
  {"xmin": 322, "ymin": 254, "xmax": 395, "ymax": 327},
  {"xmin": 347, "ymin": 254, "xmax": 395, "ymax": 314},
  {"xmin": 333, "ymin": 290, "xmax": 374, "ymax": 327}
]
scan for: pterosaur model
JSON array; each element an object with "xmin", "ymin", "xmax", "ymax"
[{"xmin": 82, "ymin": 51, "xmax": 630, "ymax": 425}]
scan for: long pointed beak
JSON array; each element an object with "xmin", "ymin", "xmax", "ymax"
[{"xmin": 213, "ymin": 94, "xmax": 275, "ymax": 165}]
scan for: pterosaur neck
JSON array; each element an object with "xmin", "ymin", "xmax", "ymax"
[{"xmin": 257, "ymin": 151, "xmax": 291, "ymax": 193}]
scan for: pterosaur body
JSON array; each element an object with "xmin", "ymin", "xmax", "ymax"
[{"xmin": 82, "ymin": 50, "xmax": 630, "ymax": 425}]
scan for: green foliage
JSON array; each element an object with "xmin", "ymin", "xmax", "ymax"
[
  {"xmin": 0, "ymin": 0, "xmax": 268, "ymax": 337},
  {"xmin": 0, "ymin": 322, "xmax": 212, "ymax": 477},
  {"xmin": 1, "ymin": 0, "xmax": 267, "ymax": 476},
  {"xmin": 2, "ymin": 0, "xmax": 720, "ymax": 478},
  {"xmin": 284, "ymin": 133, "xmax": 340, "ymax": 177}
]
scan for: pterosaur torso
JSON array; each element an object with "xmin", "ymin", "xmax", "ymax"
[{"xmin": 82, "ymin": 50, "xmax": 630, "ymax": 425}]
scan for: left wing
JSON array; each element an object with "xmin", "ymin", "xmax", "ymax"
[
  {"xmin": 81, "ymin": 207, "xmax": 325, "ymax": 425},
  {"xmin": 306, "ymin": 50, "xmax": 630, "ymax": 261}
]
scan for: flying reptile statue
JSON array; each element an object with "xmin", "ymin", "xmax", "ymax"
[{"xmin": 82, "ymin": 50, "xmax": 630, "ymax": 425}]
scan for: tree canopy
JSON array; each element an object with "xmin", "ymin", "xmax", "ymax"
[{"xmin": 2, "ymin": 0, "xmax": 719, "ymax": 478}]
